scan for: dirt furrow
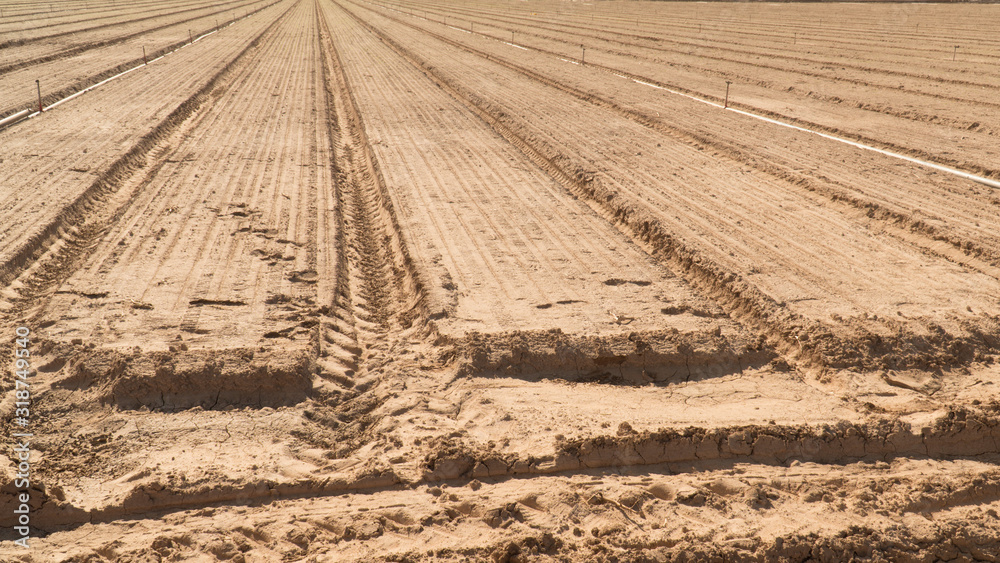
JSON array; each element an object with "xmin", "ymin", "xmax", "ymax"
[
  {"xmin": 367, "ymin": 3, "xmax": 1000, "ymax": 243},
  {"xmin": 0, "ymin": 0, "xmax": 245, "ymax": 50},
  {"xmin": 367, "ymin": 1, "xmax": 1000, "ymax": 184},
  {"xmin": 28, "ymin": 0, "xmax": 319, "ymax": 409},
  {"xmin": 0, "ymin": 0, "xmax": 254, "ymax": 75},
  {"xmin": 0, "ymin": 2, "xmax": 292, "ymax": 302},
  {"xmin": 10, "ymin": 453, "xmax": 1000, "ymax": 561},
  {"xmin": 323, "ymin": 0, "xmax": 774, "ymax": 382},
  {"xmin": 3, "ymin": 2, "xmax": 1000, "ymax": 560},
  {"xmin": 0, "ymin": 2, "xmax": 293, "ymax": 296},
  {"xmin": 0, "ymin": 0, "xmax": 281, "ymax": 121},
  {"xmin": 463, "ymin": 15, "xmax": 1000, "ymax": 142},
  {"xmin": 393, "ymin": 15, "xmax": 1000, "ymax": 275},
  {"xmin": 390, "ymin": 0, "xmax": 1000, "ymax": 96},
  {"xmin": 7, "ymin": 401, "xmax": 1000, "ymax": 541},
  {"xmin": 0, "ymin": 0, "xmax": 423, "ymax": 531},
  {"xmin": 0, "ymin": 0, "xmax": 338, "ymax": 529},
  {"xmin": 0, "ymin": 0, "xmax": 218, "ymax": 40},
  {"xmin": 342, "ymin": 0, "xmax": 1000, "ymax": 372}
]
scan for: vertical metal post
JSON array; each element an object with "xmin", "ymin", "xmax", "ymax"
[
  {"xmin": 581, "ymin": 45, "xmax": 585, "ymax": 64},
  {"xmin": 511, "ymin": 30, "xmax": 514, "ymax": 43},
  {"xmin": 36, "ymin": 80, "xmax": 42, "ymax": 112},
  {"xmin": 724, "ymin": 81, "xmax": 731, "ymax": 109},
  {"xmin": 189, "ymin": 29, "xmax": 193, "ymax": 43},
  {"xmin": 953, "ymin": 45, "xmax": 958, "ymax": 61},
  {"xmin": 143, "ymin": 45, "xmax": 147, "ymax": 65}
]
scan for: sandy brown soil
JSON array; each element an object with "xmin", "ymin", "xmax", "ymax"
[
  {"xmin": 3, "ymin": 0, "xmax": 1000, "ymax": 561},
  {"xmin": 0, "ymin": 0, "xmax": 277, "ymax": 120}
]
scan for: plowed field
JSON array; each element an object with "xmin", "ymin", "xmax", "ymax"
[{"xmin": 3, "ymin": 0, "xmax": 1000, "ymax": 560}]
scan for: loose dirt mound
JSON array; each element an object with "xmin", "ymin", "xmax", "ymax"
[
  {"xmin": 446, "ymin": 328, "xmax": 773, "ymax": 381},
  {"xmin": 53, "ymin": 348, "xmax": 313, "ymax": 410}
]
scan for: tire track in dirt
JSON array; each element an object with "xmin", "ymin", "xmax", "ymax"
[
  {"xmin": 0, "ymin": 0, "xmax": 425, "ymax": 531},
  {"xmin": 341, "ymin": 0, "xmax": 1000, "ymax": 372},
  {"xmin": 13, "ymin": 455, "xmax": 1000, "ymax": 561},
  {"xmin": 323, "ymin": 0, "xmax": 772, "ymax": 383},
  {"xmin": 5, "ymin": 2, "xmax": 1000, "ymax": 559},
  {"xmin": 316, "ymin": 0, "xmax": 431, "ymax": 381},
  {"xmin": 313, "ymin": 10, "xmax": 362, "ymax": 387}
]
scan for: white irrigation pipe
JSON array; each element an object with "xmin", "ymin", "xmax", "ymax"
[
  {"xmin": 376, "ymin": 0, "xmax": 1000, "ymax": 190},
  {"xmin": 18, "ymin": 18, "xmax": 237, "ymax": 122},
  {"xmin": 724, "ymin": 107, "xmax": 1000, "ymax": 190},
  {"xmin": 42, "ymin": 62, "xmax": 146, "ymax": 112},
  {"xmin": 627, "ymin": 77, "xmax": 722, "ymax": 109},
  {"xmin": 624, "ymin": 77, "xmax": 1000, "ymax": 190},
  {"xmin": 0, "ymin": 109, "xmax": 30, "ymax": 128}
]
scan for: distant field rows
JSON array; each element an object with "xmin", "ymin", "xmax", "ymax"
[
  {"xmin": 0, "ymin": 0, "xmax": 274, "ymax": 119},
  {"xmin": 372, "ymin": 0, "xmax": 1000, "ymax": 181},
  {"xmin": 0, "ymin": 1, "xmax": 289, "ymax": 293},
  {"xmin": 3, "ymin": 2, "xmax": 1000, "ymax": 559},
  {"xmin": 338, "ymin": 0, "xmax": 1000, "ymax": 370}
]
